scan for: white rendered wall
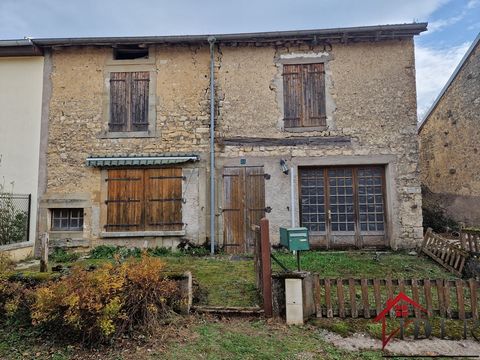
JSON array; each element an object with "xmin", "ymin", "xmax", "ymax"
[{"xmin": 0, "ymin": 56, "xmax": 44, "ymax": 244}]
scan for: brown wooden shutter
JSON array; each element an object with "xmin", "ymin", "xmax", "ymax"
[
  {"xmin": 283, "ymin": 63, "xmax": 326, "ymax": 128},
  {"xmin": 130, "ymin": 72, "xmax": 149, "ymax": 131},
  {"xmin": 304, "ymin": 63, "xmax": 326, "ymax": 126},
  {"xmin": 283, "ymin": 64, "xmax": 303, "ymax": 128},
  {"xmin": 222, "ymin": 167, "xmax": 245, "ymax": 254},
  {"xmin": 109, "ymin": 72, "xmax": 128, "ymax": 131},
  {"xmin": 245, "ymin": 167, "xmax": 266, "ymax": 251},
  {"xmin": 145, "ymin": 168, "xmax": 183, "ymax": 231},
  {"xmin": 106, "ymin": 169, "xmax": 144, "ymax": 231}
]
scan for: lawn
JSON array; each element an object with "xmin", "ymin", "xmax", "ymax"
[
  {"xmin": 272, "ymin": 250, "xmax": 458, "ymax": 279},
  {"xmin": 14, "ymin": 249, "xmax": 457, "ymax": 308},
  {"xmin": 0, "ymin": 316, "xmax": 386, "ymax": 360}
]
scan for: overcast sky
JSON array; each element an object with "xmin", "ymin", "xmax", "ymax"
[{"xmin": 1, "ymin": 0, "xmax": 479, "ymax": 120}]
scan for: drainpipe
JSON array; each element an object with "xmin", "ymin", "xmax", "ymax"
[
  {"xmin": 208, "ymin": 36, "xmax": 216, "ymax": 255},
  {"xmin": 290, "ymin": 167, "xmax": 296, "ymax": 227}
]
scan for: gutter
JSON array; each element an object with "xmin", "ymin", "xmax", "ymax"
[
  {"xmin": 0, "ymin": 23, "xmax": 427, "ymax": 49},
  {"xmin": 208, "ymin": 36, "xmax": 216, "ymax": 255}
]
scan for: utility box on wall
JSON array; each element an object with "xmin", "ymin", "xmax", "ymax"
[{"xmin": 280, "ymin": 227, "xmax": 309, "ymax": 251}]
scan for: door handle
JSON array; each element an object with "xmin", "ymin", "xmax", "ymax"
[{"xmin": 327, "ymin": 209, "xmax": 332, "ymax": 221}]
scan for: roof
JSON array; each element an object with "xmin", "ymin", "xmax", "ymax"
[
  {"xmin": 0, "ymin": 23, "xmax": 427, "ymax": 57},
  {"xmin": 418, "ymin": 32, "xmax": 480, "ymax": 133},
  {"xmin": 85, "ymin": 154, "xmax": 199, "ymax": 167}
]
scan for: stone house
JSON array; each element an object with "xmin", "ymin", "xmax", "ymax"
[
  {"xmin": 0, "ymin": 42, "xmax": 44, "ymax": 260},
  {"xmin": 1, "ymin": 23, "xmax": 426, "ymax": 253},
  {"xmin": 418, "ymin": 33, "xmax": 480, "ymax": 226}
]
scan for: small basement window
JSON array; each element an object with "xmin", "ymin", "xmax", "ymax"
[
  {"xmin": 113, "ymin": 45, "xmax": 149, "ymax": 60},
  {"xmin": 51, "ymin": 208, "xmax": 84, "ymax": 231}
]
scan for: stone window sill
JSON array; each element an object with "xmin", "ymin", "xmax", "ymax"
[
  {"xmin": 98, "ymin": 131, "xmax": 157, "ymax": 139},
  {"xmin": 0, "ymin": 241, "xmax": 34, "ymax": 251},
  {"xmin": 101, "ymin": 230, "xmax": 186, "ymax": 238},
  {"xmin": 284, "ymin": 126, "xmax": 328, "ymax": 133}
]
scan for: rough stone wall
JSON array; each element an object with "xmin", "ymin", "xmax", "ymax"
[
  {"xmin": 45, "ymin": 45, "xmax": 212, "ymax": 244},
  {"xmin": 419, "ymin": 42, "xmax": 480, "ymax": 225},
  {"xmin": 44, "ymin": 38, "xmax": 422, "ymax": 248},
  {"xmin": 217, "ymin": 40, "xmax": 422, "ymax": 248}
]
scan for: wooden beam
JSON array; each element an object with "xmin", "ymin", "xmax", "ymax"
[{"xmin": 218, "ymin": 136, "xmax": 351, "ymax": 147}]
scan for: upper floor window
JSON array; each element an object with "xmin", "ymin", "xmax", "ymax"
[
  {"xmin": 283, "ymin": 63, "xmax": 326, "ymax": 129},
  {"xmin": 109, "ymin": 71, "xmax": 150, "ymax": 132},
  {"xmin": 113, "ymin": 46, "xmax": 149, "ymax": 60}
]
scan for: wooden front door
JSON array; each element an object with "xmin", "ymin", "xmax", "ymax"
[
  {"xmin": 223, "ymin": 166, "xmax": 266, "ymax": 254},
  {"xmin": 299, "ymin": 166, "xmax": 387, "ymax": 249}
]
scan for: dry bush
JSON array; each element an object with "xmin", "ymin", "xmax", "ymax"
[
  {"xmin": 31, "ymin": 255, "xmax": 180, "ymax": 343},
  {"xmin": 0, "ymin": 252, "xmax": 14, "ymax": 274},
  {"xmin": 0, "ymin": 279, "xmax": 33, "ymax": 323}
]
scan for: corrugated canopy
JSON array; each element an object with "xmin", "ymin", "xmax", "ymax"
[{"xmin": 86, "ymin": 155, "xmax": 199, "ymax": 167}]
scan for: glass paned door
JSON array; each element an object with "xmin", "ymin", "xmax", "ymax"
[
  {"xmin": 299, "ymin": 166, "xmax": 387, "ymax": 249},
  {"xmin": 327, "ymin": 168, "xmax": 356, "ymax": 247}
]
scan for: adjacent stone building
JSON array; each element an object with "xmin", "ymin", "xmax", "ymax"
[
  {"xmin": 1, "ymin": 23, "xmax": 426, "ymax": 252},
  {"xmin": 418, "ymin": 33, "xmax": 480, "ymax": 226}
]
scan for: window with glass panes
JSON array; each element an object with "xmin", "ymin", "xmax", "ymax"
[
  {"xmin": 299, "ymin": 166, "xmax": 385, "ymax": 234},
  {"xmin": 51, "ymin": 208, "xmax": 84, "ymax": 231}
]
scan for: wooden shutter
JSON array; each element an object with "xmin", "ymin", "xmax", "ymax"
[
  {"xmin": 283, "ymin": 64, "xmax": 303, "ymax": 128},
  {"xmin": 223, "ymin": 167, "xmax": 245, "ymax": 254},
  {"xmin": 109, "ymin": 72, "xmax": 128, "ymax": 131},
  {"xmin": 131, "ymin": 72, "xmax": 149, "ymax": 131},
  {"xmin": 145, "ymin": 168, "xmax": 183, "ymax": 231},
  {"xmin": 106, "ymin": 169, "xmax": 144, "ymax": 231},
  {"xmin": 304, "ymin": 63, "xmax": 326, "ymax": 126},
  {"xmin": 283, "ymin": 63, "xmax": 326, "ymax": 128},
  {"xmin": 245, "ymin": 167, "xmax": 266, "ymax": 251}
]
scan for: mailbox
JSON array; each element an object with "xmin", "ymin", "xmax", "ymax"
[{"xmin": 280, "ymin": 227, "xmax": 309, "ymax": 251}]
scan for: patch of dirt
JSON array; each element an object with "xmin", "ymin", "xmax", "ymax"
[{"xmin": 319, "ymin": 329, "xmax": 480, "ymax": 357}]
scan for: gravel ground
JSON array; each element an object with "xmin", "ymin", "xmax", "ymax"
[{"xmin": 320, "ymin": 329, "xmax": 480, "ymax": 357}]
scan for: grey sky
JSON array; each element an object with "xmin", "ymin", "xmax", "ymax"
[
  {"xmin": 1, "ymin": 0, "xmax": 478, "ymax": 120},
  {"xmin": 0, "ymin": 0, "xmax": 445, "ymax": 38}
]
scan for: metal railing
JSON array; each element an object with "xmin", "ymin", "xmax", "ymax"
[{"xmin": 0, "ymin": 193, "xmax": 31, "ymax": 245}]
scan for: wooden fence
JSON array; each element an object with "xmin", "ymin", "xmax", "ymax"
[
  {"xmin": 253, "ymin": 218, "xmax": 273, "ymax": 317},
  {"xmin": 421, "ymin": 228, "xmax": 469, "ymax": 276},
  {"xmin": 460, "ymin": 229, "xmax": 480, "ymax": 253},
  {"xmin": 312, "ymin": 276, "xmax": 479, "ymax": 320}
]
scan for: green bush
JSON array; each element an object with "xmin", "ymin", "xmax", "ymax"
[
  {"xmin": 422, "ymin": 206, "xmax": 459, "ymax": 233},
  {"xmin": 49, "ymin": 247, "xmax": 80, "ymax": 263},
  {"xmin": 89, "ymin": 245, "xmax": 175, "ymax": 260}
]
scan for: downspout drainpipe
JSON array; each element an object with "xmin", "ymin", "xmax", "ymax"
[
  {"xmin": 208, "ymin": 36, "xmax": 216, "ymax": 255},
  {"xmin": 290, "ymin": 167, "xmax": 296, "ymax": 227}
]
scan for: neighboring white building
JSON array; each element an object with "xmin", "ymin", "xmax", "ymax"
[{"xmin": 0, "ymin": 43, "xmax": 44, "ymax": 261}]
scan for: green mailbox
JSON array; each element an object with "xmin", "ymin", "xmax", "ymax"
[{"xmin": 280, "ymin": 227, "xmax": 310, "ymax": 251}]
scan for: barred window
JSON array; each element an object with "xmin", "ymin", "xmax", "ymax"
[{"xmin": 51, "ymin": 208, "xmax": 84, "ymax": 231}]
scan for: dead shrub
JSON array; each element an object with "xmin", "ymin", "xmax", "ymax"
[
  {"xmin": 0, "ymin": 279, "xmax": 33, "ymax": 324},
  {"xmin": 31, "ymin": 255, "xmax": 180, "ymax": 343},
  {"xmin": 0, "ymin": 252, "xmax": 14, "ymax": 274}
]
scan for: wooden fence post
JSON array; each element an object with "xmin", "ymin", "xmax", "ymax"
[
  {"xmin": 39, "ymin": 233, "xmax": 49, "ymax": 273},
  {"xmin": 260, "ymin": 218, "xmax": 272, "ymax": 318}
]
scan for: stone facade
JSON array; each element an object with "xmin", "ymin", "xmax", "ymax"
[
  {"xmin": 419, "ymin": 38, "xmax": 480, "ymax": 225},
  {"xmin": 39, "ymin": 34, "xmax": 423, "ymax": 250}
]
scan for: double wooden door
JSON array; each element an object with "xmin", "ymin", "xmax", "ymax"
[
  {"xmin": 223, "ymin": 166, "xmax": 266, "ymax": 254},
  {"xmin": 299, "ymin": 166, "xmax": 387, "ymax": 249}
]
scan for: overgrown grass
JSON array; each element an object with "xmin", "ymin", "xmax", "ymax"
[
  {"xmin": 0, "ymin": 317, "xmax": 389, "ymax": 360},
  {"xmin": 312, "ymin": 317, "xmax": 477, "ymax": 341},
  {"xmin": 160, "ymin": 319, "xmax": 382, "ymax": 360},
  {"xmin": 272, "ymin": 250, "xmax": 458, "ymax": 279}
]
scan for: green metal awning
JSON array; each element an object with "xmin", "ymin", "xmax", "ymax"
[{"xmin": 86, "ymin": 154, "xmax": 199, "ymax": 167}]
